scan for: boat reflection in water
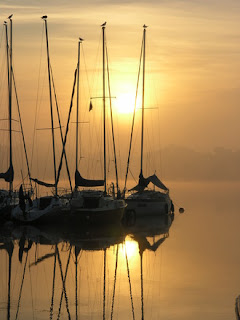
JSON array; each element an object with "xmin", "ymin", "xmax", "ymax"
[
  {"xmin": 0, "ymin": 214, "xmax": 173, "ymax": 319},
  {"xmin": 236, "ymin": 295, "xmax": 240, "ymax": 320}
]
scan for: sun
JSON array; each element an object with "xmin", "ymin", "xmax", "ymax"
[{"xmin": 114, "ymin": 92, "xmax": 136, "ymax": 115}]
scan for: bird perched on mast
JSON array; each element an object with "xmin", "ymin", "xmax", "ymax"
[
  {"xmin": 143, "ymin": 24, "xmax": 148, "ymax": 28},
  {"xmin": 101, "ymin": 21, "xmax": 107, "ymax": 27},
  {"xmin": 41, "ymin": 15, "xmax": 47, "ymax": 20},
  {"xmin": 79, "ymin": 37, "xmax": 84, "ymax": 42},
  {"xmin": 8, "ymin": 14, "xmax": 13, "ymax": 19}
]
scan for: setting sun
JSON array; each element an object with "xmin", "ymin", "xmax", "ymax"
[{"xmin": 114, "ymin": 92, "xmax": 136, "ymax": 114}]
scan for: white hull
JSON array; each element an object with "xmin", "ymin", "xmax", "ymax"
[
  {"xmin": 126, "ymin": 190, "xmax": 172, "ymax": 216},
  {"xmin": 70, "ymin": 190, "xmax": 127, "ymax": 224},
  {"xmin": 11, "ymin": 196, "xmax": 69, "ymax": 223}
]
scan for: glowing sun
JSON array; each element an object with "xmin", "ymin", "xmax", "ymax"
[{"xmin": 114, "ymin": 92, "xmax": 136, "ymax": 114}]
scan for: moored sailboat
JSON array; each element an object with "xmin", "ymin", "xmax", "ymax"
[
  {"xmin": 11, "ymin": 16, "xmax": 70, "ymax": 223},
  {"xmin": 124, "ymin": 25, "xmax": 174, "ymax": 218},
  {"xmin": 70, "ymin": 23, "xmax": 126, "ymax": 224},
  {"xmin": 0, "ymin": 17, "xmax": 33, "ymax": 220}
]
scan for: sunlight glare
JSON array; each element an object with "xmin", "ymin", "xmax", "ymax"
[
  {"xmin": 125, "ymin": 239, "xmax": 139, "ymax": 259},
  {"xmin": 115, "ymin": 92, "xmax": 136, "ymax": 114}
]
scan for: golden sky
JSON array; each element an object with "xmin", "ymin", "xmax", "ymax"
[{"xmin": 0, "ymin": 0, "xmax": 240, "ymax": 185}]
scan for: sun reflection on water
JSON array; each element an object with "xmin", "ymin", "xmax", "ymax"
[{"xmin": 123, "ymin": 236, "xmax": 139, "ymax": 260}]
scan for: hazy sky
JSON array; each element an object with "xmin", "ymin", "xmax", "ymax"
[{"xmin": 0, "ymin": 0, "xmax": 240, "ymax": 184}]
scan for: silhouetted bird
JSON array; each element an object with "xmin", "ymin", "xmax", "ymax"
[
  {"xmin": 3, "ymin": 21, "xmax": 7, "ymax": 24},
  {"xmin": 41, "ymin": 15, "xmax": 47, "ymax": 19},
  {"xmin": 8, "ymin": 14, "xmax": 13, "ymax": 19},
  {"xmin": 143, "ymin": 24, "xmax": 148, "ymax": 28},
  {"xmin": 101, "ymin": 22, "xmax": 107, "ymax": 27},
  {"xmin": 79, "ymin": 37, "xmax": 84, "ymax": 42}
]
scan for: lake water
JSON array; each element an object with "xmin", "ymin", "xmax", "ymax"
[{"xmin": 0, "ymin": 182, "xmax": 239, "ymax": 319}]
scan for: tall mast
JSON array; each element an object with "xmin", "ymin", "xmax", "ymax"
[
  {"xmin": 4, "ymin": 22, "xmax": 10, "ymax": 96},
  {"xmin": 42, "ymin": 16, "xmax": 57, "ymax": 196},
  {"xmin": 102, "ymin": 22, "xmax": 107, "ymax": 194},
  {"xmin": 4, "ymin": 21, "xmax": 11, "ymax": 191},
  {"xmin": 75, "ymin": 38, "xmax": 83, "ymax": 185},
  {"xmin": 140, "ymin": 25, "xmax": 147, "ymax": 177},
  {"xmin": 8, "ymin": 16, "xmax": 13, "ymax": 193}
]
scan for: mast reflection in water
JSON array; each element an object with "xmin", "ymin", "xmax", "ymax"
[{"xmin": 0, "ymin": 215, "xmax": 172, "ymax": 320}]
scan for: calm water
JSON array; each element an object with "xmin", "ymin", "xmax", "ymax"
[{"xmin": 0, "ymin": 182, "xmax": 239, "ymax": 320}]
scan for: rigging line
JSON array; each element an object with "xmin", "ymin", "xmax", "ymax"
[
  {"xmin": 50, "ymin": 247, "xmax": 57, "ymax": 320},
  {"xmin": 0, "ymin": 128, "xmax": 20, "ymax": 132},
  {"xmin": 30, "ymin": 22, "xmax": 44, "ymax": 173},
  {"xmin": 28, "ymin": 258, "xmax": 35, "ymax": 320},
  {"xmin": 86, "ymin": 32, "xmax": 102, "ymax": 177},
  {"xmin": 110, "ymin": 245, "xmax": 119, "ymax": 320},
  {"xmin": 106, "ymin": 43, "xmax": 119, "ymax": 193},
  {"xmin": 0, "ymin": 118, "xmax": 18, "ymax": 121},
  {"xmin": 124, "ymin": 35, "xmax": 144, "ymax": 192},
  {"xmin": 50, "ymin": 63, "xmax": 72, "ymax": 191},
  {"xmin": 88, "ymin": 31, "xmax": 102, "ymax": 101},
  {"xmin": 0, "ymin": 26, "xmax": 4, "ymax": 51},
  {"xmin": 129, "ymin": 168, "xmax": 137, "ymax": 184},
  {"xmin": 12, "ymin": 68, "xmax": 33, "ymax": 190},
  {"xmin": 56, "ymin": 245, "xmax": 72, "ymax": 320},
  {"xmin": 82, "ymin": 45, "xmax": 91, "ymax": 102},
  {"xmin": 44, "ymin": 18, "xmax": 58, "ymax": 195},
  {"xmin": 36, "ymin": 126, "xmax": 64, "ymax": 130},
  {"xmin": 125, "ymin": 248, "xmax": 135, "ymax": 320},
  {"xmin": 15, "ymin": 250, "xmax": 29, "ymax": 320},
  {"xmin": 56, "ymin": 67, "xmax": 78, "ymax": 187}
]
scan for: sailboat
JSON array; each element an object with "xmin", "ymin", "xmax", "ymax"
[
  {"xmin": 69, "ymin": 22, "xmax": 126, "ymax": 224},
  {"xmin": 124, "ymin": 25, "xmax": 174, "ymax": 217},
  {"xmin": 0, "ymin": 16, "xmax": 32, "ymax": 221},
  {"xmin": 11, "ymin": 16, "xmax": 70, "ymax": 223}
]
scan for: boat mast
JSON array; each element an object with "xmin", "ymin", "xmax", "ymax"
[
  {"xmin": 42, "ymin": 16, "xmax": 57, "ymax": 196},
  {"xmin": 75, "ymin": 38, "xmax": 83, "ymax": 188},
  {"xmin": 102, "ymin": 22, "xmax": 107, "ymax": 194},
  {"xmin": 4, "ymin": 21, "xmax": 10, "ymax": 98},
  {"xmin": 7, "ymin": 16, "xmax": 13, "ymax": 193},
  {"xmin": 140, "ymin": 25, "xmax": 147, "ymax": 178}
]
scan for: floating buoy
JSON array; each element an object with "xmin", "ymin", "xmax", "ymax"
[{"xmin": 179, "ymin": 207, "xmax": 185, "ymax": 214}]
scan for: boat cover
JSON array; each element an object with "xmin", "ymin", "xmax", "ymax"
[
  {"xmin": 30, "ymin": 178, "xmax": 56, "ymax": 188},
  {"xmin": 0, "ymin": 165, "xmax": 14, "ymax": 182},
  {"xmin": 75, "ymin": 170, "xmax": 104, "ymax": 187},
  {"xmin": 130, "ymin": 173, "xmax": 168, "ymax": 192}
]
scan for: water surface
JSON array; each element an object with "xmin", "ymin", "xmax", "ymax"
[{"xmin": 0, "ymin": 182, "xmax": 239, "ymax": 319}]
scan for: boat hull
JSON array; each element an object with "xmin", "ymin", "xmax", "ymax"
[
  {"xmin": 69, "ymin": 190, "xmax": 127, "ymax": 225},
  {"xmin": 68, "ymin": 206, "xmax": 126, "ymax": 225},
  {"xmin": 125, "ymin": 191, "xmax": 173, "ymax": 217},
  {"xmin": 11, "ymin": 194, "xmax": 126, "ymax": 226},
  {"xmin": 11, "ymin": 196, "xmax": 69, "ymax": 224}
]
